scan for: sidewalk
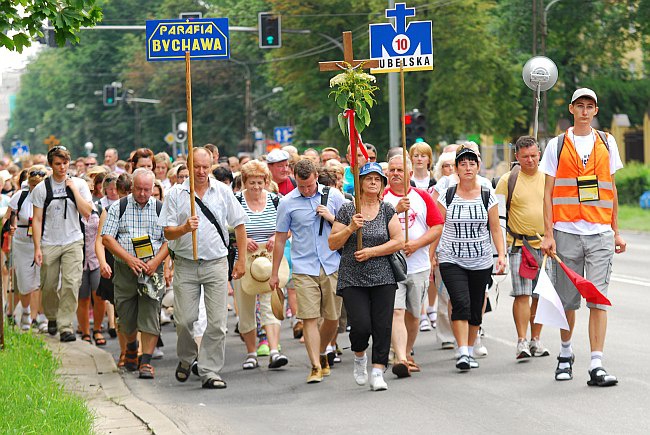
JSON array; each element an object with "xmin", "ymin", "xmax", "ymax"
[{"xmin": 44, "ymin": 335, "xmax": 183, "ymax": 435}]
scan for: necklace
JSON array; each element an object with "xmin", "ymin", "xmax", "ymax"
[{"xmin": 361, "ymin": 202, "xmax": 379, "ymax": 219}]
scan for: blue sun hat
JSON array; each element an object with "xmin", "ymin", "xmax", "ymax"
[{"xmin": 359, "ymin": 162, "xmax": 387, "ymax": 184}]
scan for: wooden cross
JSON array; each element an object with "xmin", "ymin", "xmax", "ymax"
[
  {"xmin": 43, "ymin": 135, "xmax": 60, "ymax": 150},
  {"xmin": 319, "ymin": 31, "xmax": 379, "ymax": 72}
]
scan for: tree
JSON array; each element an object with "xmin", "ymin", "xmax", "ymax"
[{"xmin": 0, "ymin": 0, "xmax": 103, "ymax": 52}]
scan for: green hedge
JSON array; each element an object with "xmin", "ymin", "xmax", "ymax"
[{"xmin": 616, "ymin": 162, "xmax": 650, "ymax": 205}]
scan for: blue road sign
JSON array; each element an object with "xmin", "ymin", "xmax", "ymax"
[
  {"xmin": 369, "ymin": 3, "xmax": 433, "ymax": 73},
  {"xmin": 10, "ymin": 141, "xmax": 29, "ymax": 159},
  {"xmin": 146, "ymin": 18, "xmax": 229, "ymax": 62},
  {"xmin": 274, "ymin": 127, "xmax": 293, "ymax": 144}
]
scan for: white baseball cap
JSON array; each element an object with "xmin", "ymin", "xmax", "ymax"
[{"xmin": 571, "ymin": 88, "xmax": 597, "ymax": 104}]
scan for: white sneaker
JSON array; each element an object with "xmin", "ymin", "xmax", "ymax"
[
  {"xmin": 530, "ymin": 339, "xmax": 550, "ymax": 357},
  {"xmin": 516, "ymin": 339, "xmax": 531, "ymax": 359},
  {"xmin": 427, "ymin": 310, "xmax": 437, "ymax": 328},
  {"xmin": 160, "ymin": 309, "xmax": 172, "ymax": 325},
  {"xmin": 353, "ymin": 355, "xmax": 368, "ymax": 386},
  {"xmin": 152, "ymin": 347, "xmax": 164, "ymax": 359},
  {"xmin": 369, "ymin": 371, "xmax": 388, "ymax": 391},
  {"xmin": 419, "ymin": 318, "xmax": 432, "ymax": 332},
  {"xmin": 474, "ymin": 336, "xmax": 488, "ymax": 358},
  {"xmin": 21, "ymin": 312, "xmax": 32, "ymax": 331}
]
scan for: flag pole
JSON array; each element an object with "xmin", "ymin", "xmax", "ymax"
[
  {"xmin": 353, "ymin": 130, "xmax": 363, "ymax": 251},
  {"xmin": 400, "ymin": 64, "xmax": 409, "ymax": 242},
  {"xmin": 186, "ymin": 51, "xmax": 198, "ymax": 260}
]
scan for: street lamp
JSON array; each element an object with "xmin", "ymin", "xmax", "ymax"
[{"xmin": 84, "ymin": 141, "xmax": 94, "ymax": 156}]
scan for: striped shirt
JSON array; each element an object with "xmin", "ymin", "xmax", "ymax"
[
  {"xmin": 437, "ymin": 189, "xmax": 497, "ymax": 270},
  {"xmin": 101, "ymin": 195, "xmax": 165, "ymax": 260},
  {"xmin": 235, "ymin": 191, "xmax": 278, "ymax": 259}
]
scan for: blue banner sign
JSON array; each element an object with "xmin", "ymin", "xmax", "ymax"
[{"xmin": 146, "ymin": 18, "xmax": 229, "ymax": 62}]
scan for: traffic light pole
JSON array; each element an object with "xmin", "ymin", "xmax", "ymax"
[{"xmin": 388, "ymin": 0, "xmax": 401, "ymax": 150}]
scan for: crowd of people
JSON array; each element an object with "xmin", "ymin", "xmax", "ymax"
[{"xmin": 1, "ymin": 87, "xmax": 625, "ymax": 390}]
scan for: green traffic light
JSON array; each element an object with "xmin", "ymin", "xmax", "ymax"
[
  {"xmin": 107, "ymin": 98, "xmax": 114, "ymax": 103},
  {"xmin": 266, "ymin": 36, "xmax": 274, "ymax": 44}
]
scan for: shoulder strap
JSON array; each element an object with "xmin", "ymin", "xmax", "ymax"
[
  {"xmin": 155, "ymin": 199, "xmax": 162, "ymax": 216},
  {"xmin": 194, "ymin": 196, "xmax": 228, "ymax": 247},
  {"xmin": 318, "ymin": 186, "xmax": 331, "ymax": 236},
  {"xmin": 481, "ymin": 186, "xmax": 490, "ymax": 211},
  {"xmin": 235, "ymin": 192, "xmax": 243, "ymax": 204},
  {"xmin": 16, "ymin": 190, "xmax": 29, "ymax": 216},
  {"xmin": 271, "ymin": 194, "xmax": 280, "ymax": 210},
  {"xmin": 445, "ymin": 185, "xmax": 457, "ymax": 207},
  {"xmin": 93, "ymin": 200, "xmax": 103, "ymax": 217},
  {"xmin": 506, "ymin": 165, "xmax": 520, "ymax": 215},
  {"xmin": 289, "ymin": 177, "xmax": 297, "ymax": 188},
  {"xmin": 118, "ymin": 196, "xmax": 128, "ymax": 219},
  {"xmin": 557, "ymin": 133, "xmax": 566, "ymax": 161},
  {"xmin": 596, "ymin": 130, "xmax": 610, "ymax": 153}
]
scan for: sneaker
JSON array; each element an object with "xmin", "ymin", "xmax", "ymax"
[
  {"xmin": 47, "ymin": 320, "xmax": 57, "ymax": 336},
  {"xmin": 419, "ymin": 318, "xmax": 432, "ymax": 332},
  {"xmin": 269, "ymin": 353, "xmax": 288, "ymax": 369},
  {"xmin": 516, "ymin": 339, "xmax": 532, "ymax": 360},
  {"xmin": 257, "ymin": 342, "xmax": 270, "ymax": 357},
  {"xmin": 530, "ymin": 339, "xmax": 550, "ymax": 357},
  {"xmin": 427, "ymin": 310, "xmax": 437, "ymax": 328},
  {"xmin": 456, "ymin": 355, "xmax": 470, "ymax": 371},
  {"xmin": 319, "ymin": 355, "xmax": 331, "ymax": 377},
  {"xmin": 333, "ymin": 354, "xmax": 342, "ymax": 364},
  {"xmin": 369, "ymin": 371, "xmax": 388, "ymax": 391},
  {"xmin": 307, "ymin": 366, "xmax": 323, "ymax": 383},
  {"xmin": 353, "ymin": 355, "xmax": 368, "ymax": 386},
  {"xmin": 473, "ymin": 336, "xmax": 488, "ymax": 358},
  {"xmin": 441, "ymin": 341, "xmax": 455, "ymax": 350},
  {"xmin": 37, "ymin": 316, "xmax": 48, "ymax": 334},
  {"xmin": 468, "ymin": 356, "xmax": 479, "ymax": 369},
  {"xmin": 160, "ymin": 309, "xmax": 172, "ymax": 326},
  {"xmin": 21, "ymin": 313, "xmax": 32, "ymax": 331},
  {"xmin": 327, "ymin": 351, "xmax": 336, "ymax": 367},
  {"xmin": 152, "ymin": 347, "xmax": 164, "ymax": 360}
]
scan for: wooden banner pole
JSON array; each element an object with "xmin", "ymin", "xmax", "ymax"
[
  {"xmin": 353, "ymin": 158, "xmax": 363, "ymax": 251},
  {"xmin": 400, "ymin": 64, "xmax": 409, "ymax": 242},
  {"xmin": 185, "ymin": 51, "xmax": 198, "ymax": 260}
]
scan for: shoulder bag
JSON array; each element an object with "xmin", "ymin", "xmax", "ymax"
[{"xmin": 383, "ymin": 203, "xmax": 407, "ymax": 282}]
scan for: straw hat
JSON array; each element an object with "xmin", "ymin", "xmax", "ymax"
[
  {"xmin": 270, "ymin": 287, "xmax": 285, "ymax": 321},
  {"xmin": 239, "ymin": 247, "xmax": 289, "ymax": 296}
]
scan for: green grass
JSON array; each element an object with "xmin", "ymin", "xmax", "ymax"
[
  {"xmin": 618, "ymin": 204, "xmax": 650, "ymax": 232},
  {"xmin": 0, "ymin": 327, "xmax": 94, "ymax": 434}
]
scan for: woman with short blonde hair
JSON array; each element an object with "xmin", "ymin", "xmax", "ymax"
[{"xmin": 240, "ymin": 160, "xmax": 271, "ymax": 186}]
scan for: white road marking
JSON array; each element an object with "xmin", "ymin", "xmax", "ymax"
[{"xmin": 611, "ymin": 273, "xmax": 650, "ymax": 287}]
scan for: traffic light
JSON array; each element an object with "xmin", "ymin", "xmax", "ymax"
[
  {"xmin": 259, "ymin": 12, "xmax": 281, "ymax": 48},
  {"xmin": 404, "ymin": 111, "xmax": 415, "ymax": 146},
  {"xmin": 103, "ymin": 85, "xmax": 117, "ymax": 107},
  {"xmin": 413, "ymin": 111, "xmax": 426, "ymax": 143}
]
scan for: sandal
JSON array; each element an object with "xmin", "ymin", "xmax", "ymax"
[
  {"xmin": 175, "ymin": 361, "xmax": 191, "ymax": 382},
  {"xmin": 117, "ymin": 353, "xmax": 126, "ymax": 368},
  {"xmin": 81, "ymin": 334, "xmax": 92, "ymax": 343},
  {"xmin": 392, "ymin": 361, "xmax": 411, "ymax": 378},
  {"xmin": 139, "ymin": 363, "xmax": 155, "ymax": 379},
  {"xmin": 124, "ymin": 348, "xmax": 139, "ymax": 372},
  {"xmin": 587, "ymin": 367, "xmax": 618, "ymax": 387},
  {"xmin": 202, "ymin": 377, "xmax": 227, "ymax": 389},
  {"xmin": 92, "ymin": 330, "xmax": 107, "ymax": 346},
  {"xmin": 555, "ymin": 354, "xmax": 575, "ymax": 381},
  {"xmin": 242, "ymin": 356, "xmax": 259, "ymax": 370},
  {"xmin": 107, "ymin": 327, "xmax": 117, "ymax": 338},
  {"xmin": 406, "ymin": 357, "xmax": 421, "ymax": 373}
]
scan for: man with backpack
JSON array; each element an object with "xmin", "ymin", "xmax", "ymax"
[
  {"xmin": 102, "ymin": 168, "xmax": 168, "ymax": 379},
  {"xmin": 495, "ymin": 136, "xmax": 550, "ymax": 360},
  {"xmin": 540, "ymin": 88, "xmax": 626, "ymax": 386},
  {"xmin": 32, "ymin": 146, "xmax": 94, "ymax": 341}
]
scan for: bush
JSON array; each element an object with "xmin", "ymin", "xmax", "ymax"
[{"xmin": 615, "ymin": 162, "xmax": 650, "ymax": 205}]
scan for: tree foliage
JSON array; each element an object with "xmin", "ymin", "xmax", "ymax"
[{"xmin": 0, "ymin": 0, "xmax": 103, "ymax": 52}]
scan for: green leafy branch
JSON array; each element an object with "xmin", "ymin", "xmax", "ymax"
[{"xmin": 327, "ymin": 62, "xmax": 379, "ymax": 136}]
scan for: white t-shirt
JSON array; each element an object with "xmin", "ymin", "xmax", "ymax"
[
  {"xmin": 540, "ymin": 128, "xmax": 623, "ymax": 235},
  {"xmin": 8, "ymin": 187, "xmax": 33, "ymax": 243},
  {"xmin": 383, "ymin": 187, "xmax": 443, "ymax": 274},
  {"xmin": 31, "ymin": 177, "xmax": 92, "ymax": 246},
  {"xmin": 411, "ymin": 174, "xmax": 432, "ymax": 189},
  {"xmin": 434, "ymin": 174, "xmax": 494, "ymax": 196}
]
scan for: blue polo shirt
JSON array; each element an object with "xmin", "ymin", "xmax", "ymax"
[{"xmin": 276, "ymin": 184, "xmax": 347, "ymax": 276}]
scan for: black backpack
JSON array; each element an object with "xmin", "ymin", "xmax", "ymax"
[
  {"xmin": 41, "ymin": 176, "xmax": 80, "ymax": 235},
  {"xmin": 445, "ymin": 184, "xmax": 490, "ymax": 210}
]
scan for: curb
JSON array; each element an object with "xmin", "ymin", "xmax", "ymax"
[{"xmin": 45, "ymin": 336, "xmax": 183, "ymax": 435}]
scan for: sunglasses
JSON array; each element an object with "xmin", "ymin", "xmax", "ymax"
[{"xmin": 29, "ymin": 170, "xmax": 47, "ymax": 177}]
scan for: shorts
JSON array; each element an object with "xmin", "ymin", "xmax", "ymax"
[
  {"xmin": 508, "ymin": 246, "xmax": 551, "ymax": 297},
  {"xmin": 13, "ymin": 241, "xmax": 40, "ymax": 295},
  {"xmin": 553, "ymin": 229, "xmax": 614, "ymax": 311},
  {"xmin": 394, "ymin": 269, "xmax": 429, "ymax": 316},
  {"xmin": 232, "ymin": 279, "xmax": 280, "ymax": 334},
  {"xmin": 113, "ymin": 261, "xmax": 163, "ymax": 336},
  {"xmin": 293, "ymin": 269, "xmax": 341, "ymax": 321},
  {"xmin": 79, "ymin": 268, "xmax": 100, "ymax": 299}
]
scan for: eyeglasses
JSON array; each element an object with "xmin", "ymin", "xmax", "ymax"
[
  {"xmin": 48, "ymin": 146, "xmax": 67, "ymax": 153},
  {"xmin": 29, "ymin": 170, "xmax": 47, "ymax": 177}
]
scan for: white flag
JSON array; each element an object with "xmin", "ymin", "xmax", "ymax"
[{"xmin": 533, "ymin": 269, "xmax": 570, "ymax": 331}]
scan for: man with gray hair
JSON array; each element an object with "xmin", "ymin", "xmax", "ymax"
[
  {"xmin": 383, "ymin": 154, "xmax": 443, "ymax": 376},
  {"xmin": 102, "ymin": 168, "xmax": 168, "ymax": 379},
  {"xmin": 104, "ymin": 148, "xmax": 125, "ymax": 174}
]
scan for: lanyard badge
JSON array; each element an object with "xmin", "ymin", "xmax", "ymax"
[
  {"xmin": 132, "ymin": 235, "xmax": 154, "ymax": 259},
  {"xmin": 577, "ymin": 175, "xmax": 599, "ymax": 202}
]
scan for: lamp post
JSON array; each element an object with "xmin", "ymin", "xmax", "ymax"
[{"xmin": 540, "ymin": 0, "xmax": 562, "ymax": 141}]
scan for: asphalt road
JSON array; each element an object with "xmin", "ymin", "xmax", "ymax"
[{"xmin": 101, "ymin": 230, "xmax": 650, "ymax": 434}]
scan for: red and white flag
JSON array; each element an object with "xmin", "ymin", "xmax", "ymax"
[
  {"xmin": 533, "ymin": 266, "xmax": 570, "ymax": 331},
  {"xmin": 343, "ymin": 109, "xmax": 368, "ymax": 168}
]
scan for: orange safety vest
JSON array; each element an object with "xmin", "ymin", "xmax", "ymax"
[{"xmin": 552, "ymin": 129, "xmax": 613, "ymax": 225}]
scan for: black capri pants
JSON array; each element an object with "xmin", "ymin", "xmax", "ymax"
[
  {"xmin": 341, "ymin": 284, "xmax": 397, "ymax": 366},
  {"xmin": 439, "ymin": 263, "xmax": 492, "ymax": 326}
]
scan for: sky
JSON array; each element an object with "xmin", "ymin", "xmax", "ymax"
[{"xmin": 0, "ymin": 44, "xmax": 42, "ymax": 75}]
